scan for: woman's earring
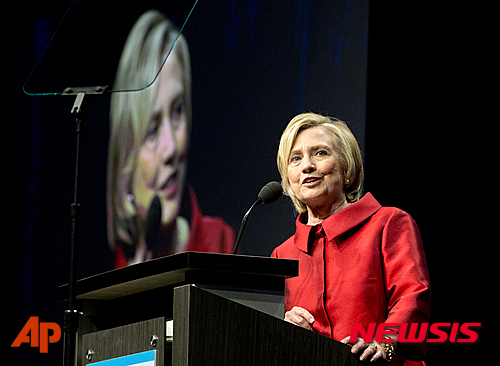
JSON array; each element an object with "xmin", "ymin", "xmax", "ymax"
[{"xmin": 346, "ymin": 179, "xmax": 350, "ymax": 185}]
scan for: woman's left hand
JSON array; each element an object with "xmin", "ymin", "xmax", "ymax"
[{"xmin": 340, "ymin": 336, "xmax": 386, "ymax": 362}]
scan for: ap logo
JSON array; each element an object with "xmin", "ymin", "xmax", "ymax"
[{"xmin": 11, "ymin": 316, "xmax": 61, "ymax": 353}]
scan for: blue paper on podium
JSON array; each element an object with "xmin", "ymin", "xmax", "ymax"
[{"xmin": 92, "ymin": 350, "xmax": 156, "ymax": 366}]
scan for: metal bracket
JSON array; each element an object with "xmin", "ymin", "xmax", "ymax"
[
  {"xmin": 62, "ymin": 86, "xmax": 108, "ymax": 114},
  {"xmin": 62, "ymin": 86, "xmax": 108, "ymax": 96}
]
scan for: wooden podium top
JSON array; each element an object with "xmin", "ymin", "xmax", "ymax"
[{"xmin": 59, "ymin": 251, "xmax": 298, "ymax": 301}]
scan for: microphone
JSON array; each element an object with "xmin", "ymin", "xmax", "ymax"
[
  {"xmin": 233, "ymin": 181, "xmax": 283, "ymax": 254},
  {"xmin": 257, "ymin": 181, "xmax": 283, "ymax": 204},
  {"xmin": 146, "ymin": 195, "xmax": 162, "ymax": 253}
]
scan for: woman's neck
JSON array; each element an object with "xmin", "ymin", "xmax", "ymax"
[{"xmin": 306, "ymin": 199, "xmax": 350, "ymax": 226}]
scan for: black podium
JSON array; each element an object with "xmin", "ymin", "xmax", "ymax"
[{"xmin": 59, "ymin": 252, "xmax": 384, "ymax": 366}]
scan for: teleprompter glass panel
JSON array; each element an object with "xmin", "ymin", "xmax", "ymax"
[{"xmin": 23, "ymin": 0, "xmax": 198, "ymax": 96}]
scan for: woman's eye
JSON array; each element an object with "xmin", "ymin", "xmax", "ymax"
[
  {"xmin": 170, "ymin": 98, "xmax": 185, "ymax": 128},
  {"xmin": 145, "ymin": 114, "xmax": 161, "ymax": 141},
  {"xmin": 146, "ymin": 124, "xmax": 158, "ymax": 139},
  {"xmin": 173, "ymin": 101, "xmax": 183, "ymax": 118}
]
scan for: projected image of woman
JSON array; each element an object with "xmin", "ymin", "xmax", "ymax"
[{"xmin": 107, "ymin": 10, "xmax": 234, "ymax": 268}]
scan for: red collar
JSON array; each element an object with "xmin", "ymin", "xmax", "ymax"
[{"xmin": 293, "ymin": 192, "xmax": 382, "ymax": 253}]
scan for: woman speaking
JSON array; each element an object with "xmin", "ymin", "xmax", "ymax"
[{"xmin": 271, "ymin": 113, "xmax": 430, "ymax": 365}]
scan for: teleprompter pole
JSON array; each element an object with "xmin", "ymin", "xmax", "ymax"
[{"xmin": 62, "ymin": 86, "xmax": 107, "ymax": 366}]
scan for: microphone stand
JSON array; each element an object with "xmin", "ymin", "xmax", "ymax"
[
  {"xmin": 232, "ymin": 181, "xmax": 282, "ymax": 254},
  {"xmin": 233, "ymin": 198, "xmax": 262, "ymax": 254},
  {"xmin": 61, "ymin": 85, "xmax": 107, "ymax": 366}
]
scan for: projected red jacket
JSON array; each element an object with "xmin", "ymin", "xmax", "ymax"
[{"xmin": 271, "ymin": 193, "xmax": 430, "ymax": 365}]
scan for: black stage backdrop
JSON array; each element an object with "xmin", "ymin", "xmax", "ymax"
[
  {"xmin": 10, "ymin": 1, "xmax": 489, "ymax": 365},
  {"xmin": 365, "ymin": 2, "xmax": 491, "ymax": 365}
]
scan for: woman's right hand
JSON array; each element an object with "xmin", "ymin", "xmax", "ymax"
[{"xmin": 284, "ymin": 306, "xmax": 315, "ymax": 330}]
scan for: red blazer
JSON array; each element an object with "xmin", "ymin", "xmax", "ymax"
[{"xmin": 271, "ymin": 193, "xmax": 430, "ymax": 365}]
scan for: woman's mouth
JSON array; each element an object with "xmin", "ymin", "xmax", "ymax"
[
  {"xmin": 302, "ymin": 176, "xmax": 322, "ymax": 187},
  {"xmin": 159, "ymin": 173, "xmax": 178, "ymax": 198}
]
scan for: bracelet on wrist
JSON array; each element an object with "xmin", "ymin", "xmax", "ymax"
[{"xmin": 380, "ymin": 336, "xmax": 396, "ymax": 363}]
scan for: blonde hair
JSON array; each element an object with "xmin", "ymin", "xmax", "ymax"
[
  {"xmin": 107, "ymin": 10, "xmax": 192, "ymax": 250},
  {"xmin": 277, "ymin": 113, "xmax": 364, "ymax": 213}
]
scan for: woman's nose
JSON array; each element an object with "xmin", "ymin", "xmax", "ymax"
[
  {"xmin": 302, "ymin": 155, "xmax": 316, "ymax": 173},
  {"xmin": 158, "ymin": 119, "xmax": 176, "ymax": 164}
]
